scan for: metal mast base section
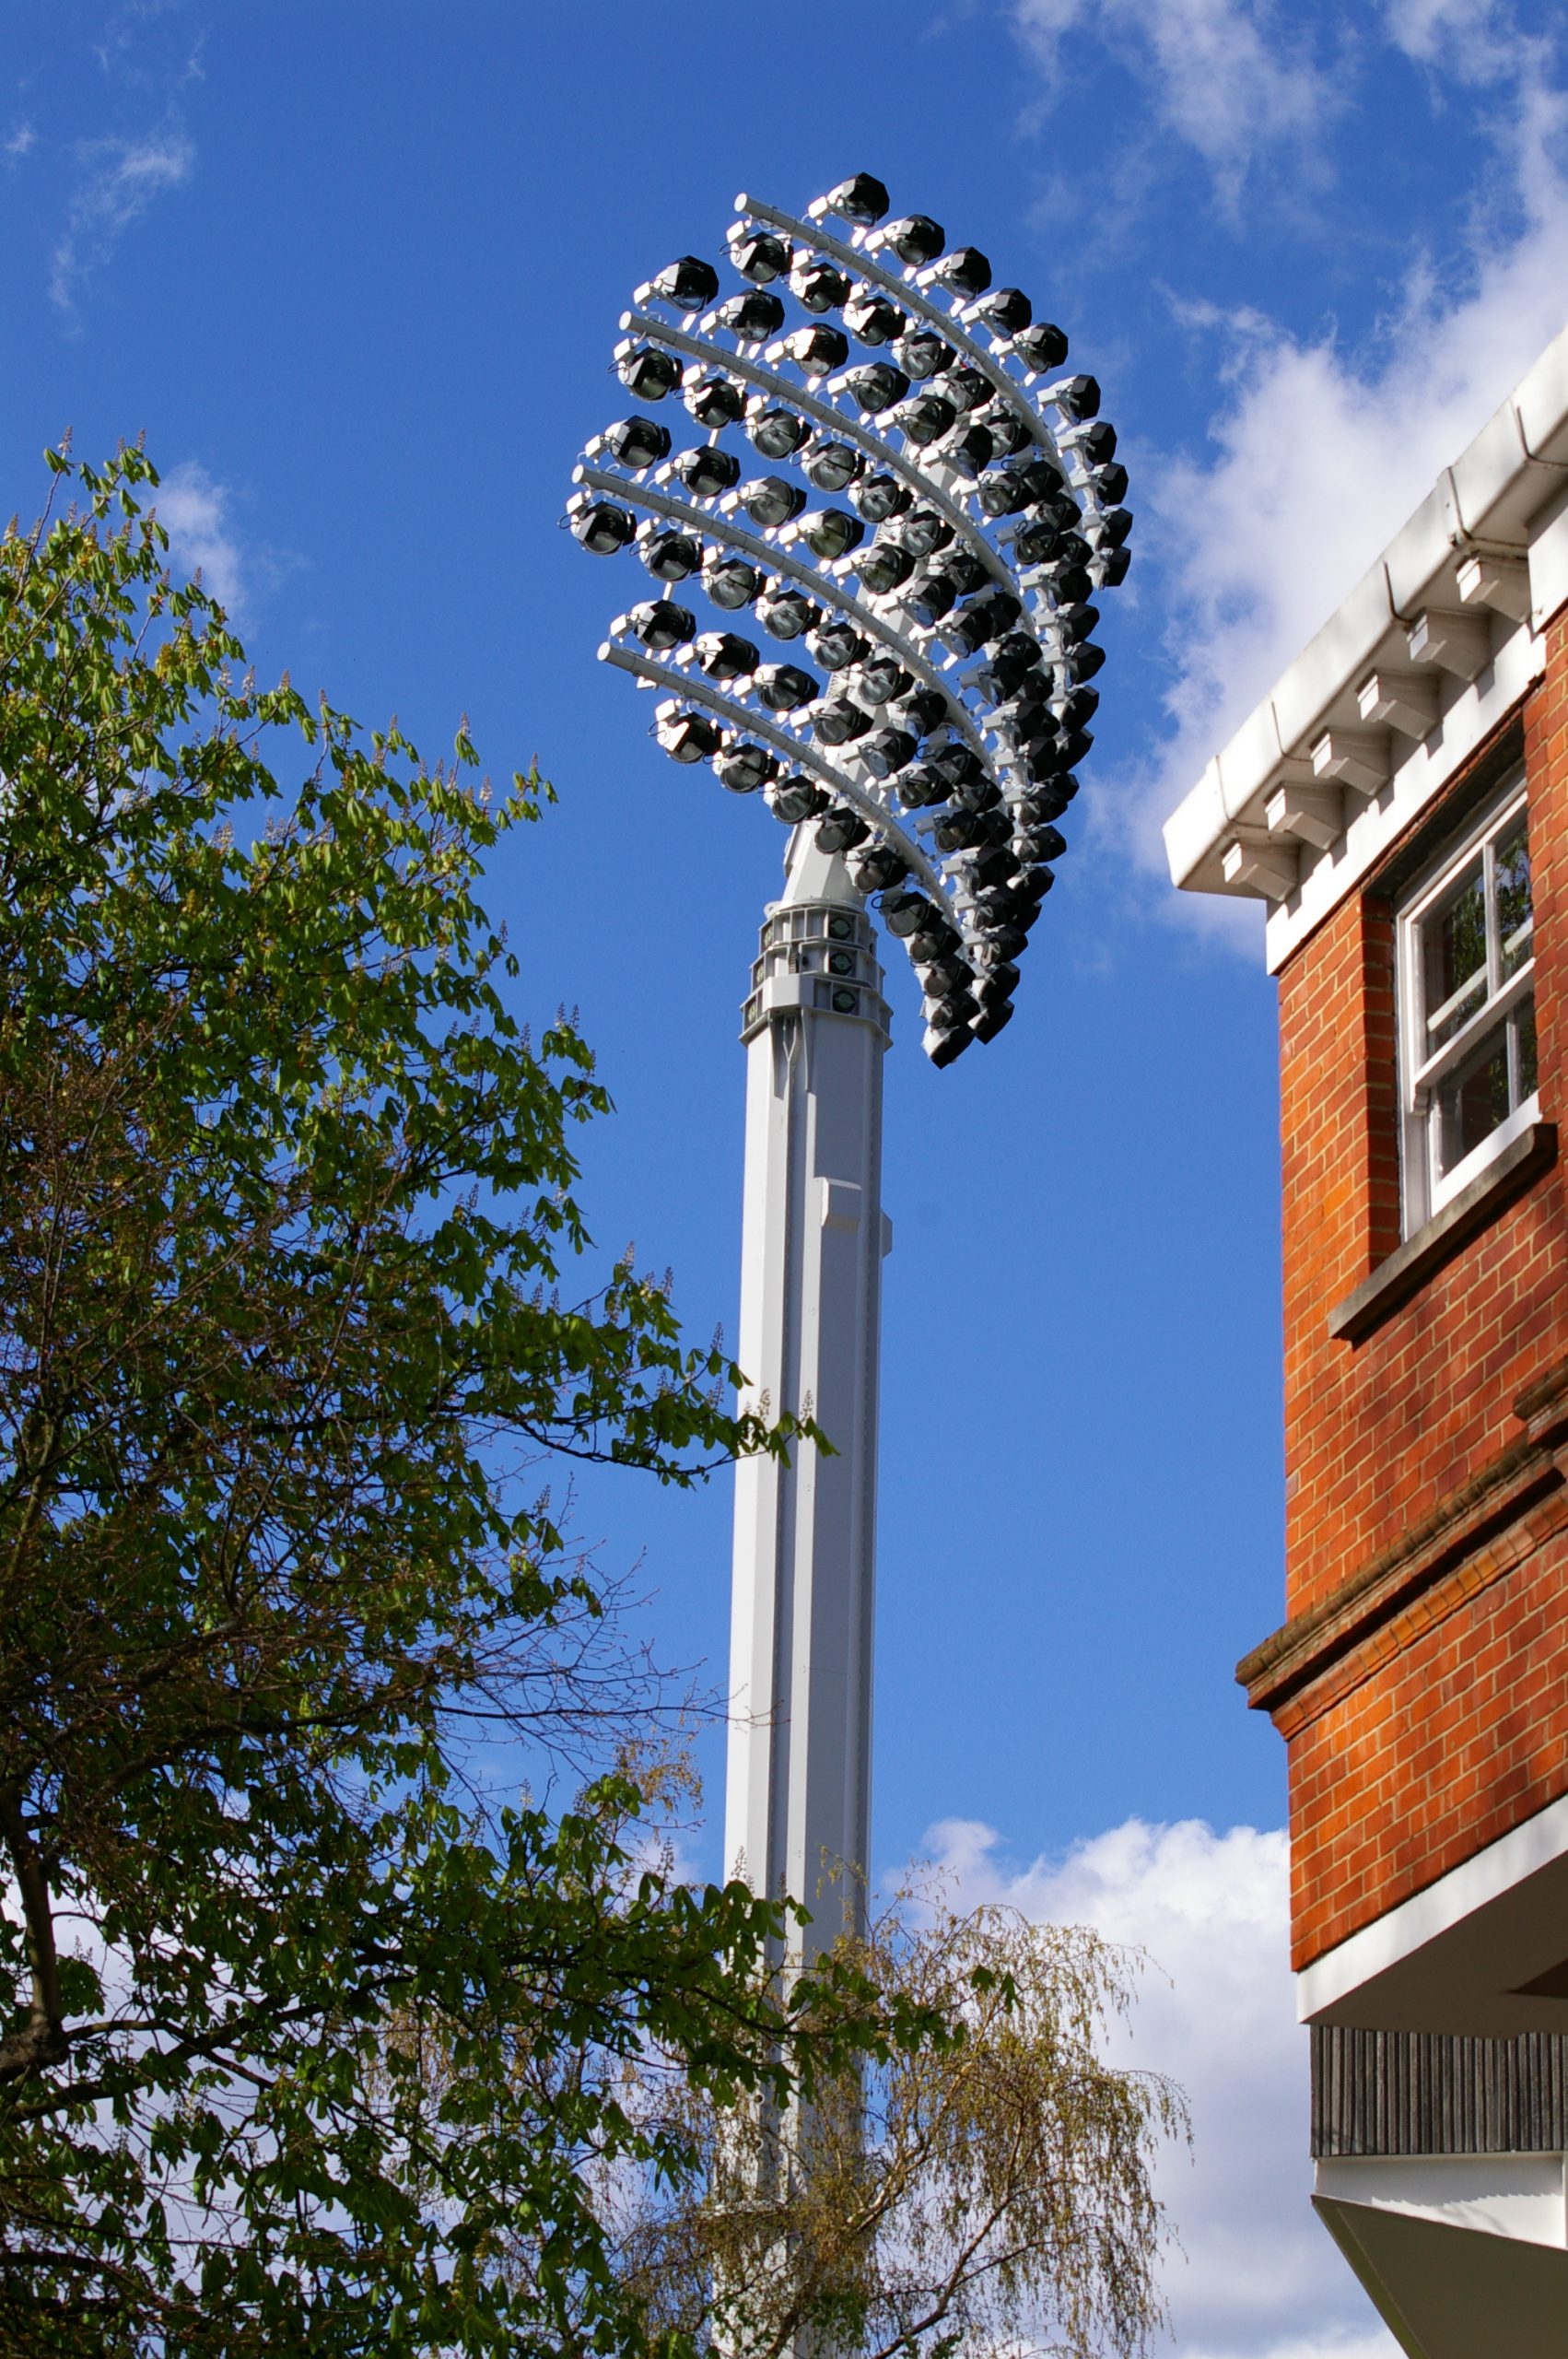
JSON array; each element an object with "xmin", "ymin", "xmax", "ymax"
[{"xmin": 725, "ymin": 825, "xmax": 892, "ymax": 1966}]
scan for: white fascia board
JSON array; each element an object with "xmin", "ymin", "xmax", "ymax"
[
  {"xmin": 1164, "ymin": 316, "xmax": 1568, "ymax": 921},
  {"xmin": 1294, "ymin": 1786, "xmax": 1568, "ymax": 2026}
]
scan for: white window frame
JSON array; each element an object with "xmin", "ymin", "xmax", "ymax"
[{"xmin": 1397, "ymin": 777, "xmax": 1537, "ymax": 1237}]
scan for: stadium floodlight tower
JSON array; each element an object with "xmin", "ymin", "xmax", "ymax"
[{"xmin": 568, "ymin": 171, "xmax": 1129, "ymax": 1969}]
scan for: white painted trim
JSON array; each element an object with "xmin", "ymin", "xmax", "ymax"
[
  {"xmin": 1316, "ymin": 2154, "xmax": 1568, "ymax": 2248},
  {"xmin": 1163, "ymin": 311, "xmax": 1568, "ymax": 952},
  {"xmin": 1296, "ymin": 1788, "xmax": 1568, "ymax": 2022}
]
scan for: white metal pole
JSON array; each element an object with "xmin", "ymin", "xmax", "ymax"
[{"xmin": 724, "ymin": 824, "xmax": 892, "ymax": 1966}]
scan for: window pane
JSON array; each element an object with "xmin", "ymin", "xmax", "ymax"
[
  {"xmin": 1517, "ymin": 992, "xmax": 1539, "ymax": 1101},
  {"xmin": 1435, "ymin": 1025, "xmax": 1510, "ymax": 1177},
  {"xmin": 1422, "ymin": 857, "xmax": 1487, "ymax": 1046},
  {"xmin": 1497, "ymin": 816, "xmax": 1533, "ymax": 977}
]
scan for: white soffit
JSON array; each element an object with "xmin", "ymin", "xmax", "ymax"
[{"xmin": 1164, "ymin": 317, "xmax": 1568, "ymax": 974}]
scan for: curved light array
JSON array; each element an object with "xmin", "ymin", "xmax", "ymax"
[{"xmin": 567, "ymin": 171, "xmax": 1130, "ymax": 1065}]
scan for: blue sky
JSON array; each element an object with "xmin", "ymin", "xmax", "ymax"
[{"xmin": 6, "ymin": 6, "xmax": 1567, "ymax": 2353}]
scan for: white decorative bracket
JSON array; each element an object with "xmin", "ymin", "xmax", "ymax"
[
  {"xmin": 1223, "ymin": 832, "xmax": 1300, "ymax": 900},
  {"xmin": 1311, "ymin": 726, "xmax": 1389, "ymax": 795},
  {"xmin": 1407, "ymin": 606, "xmax": 1492, "ymax": 681},
  {"xmin": 1266, "ymin": 778, "xmax": 1343, "ymax": 851},
  {"xmin": 1356, "ymin": 670, "xmax": 1439, "ymax": 740},
  {"xmin": 1457, "ymin": 552, "xmax": 1531, "ymax": 625}
]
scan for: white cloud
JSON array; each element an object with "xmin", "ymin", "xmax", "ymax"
[
  {"xmin": 4, "ymin": 123, "xmax": 35, "ymax": 161},
  {"xmin": 154, "ymin": 462, "xmax": 246, "ymax": 614},
  {"xmin": 51, "ymin": 120, "xmax": 193, "ymax": 316},
  {"xmin": 913, "ymin": 1816, "xmax": 1399, "ymax": 2359},
  {"xmin": 1012, "ymin": 0, "xmax": 1343, "ymax": 213},
  {"xmin": 1093, "ymin": 25, "xmax": 1568, "ymax": 940}
]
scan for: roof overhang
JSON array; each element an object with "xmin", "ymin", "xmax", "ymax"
[{"xmin": 1164, "ymin": 321, "xmax": 1568, "ymax": 973}]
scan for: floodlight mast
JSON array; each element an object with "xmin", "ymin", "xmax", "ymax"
[
  {"xmin": 725, "ymin": 828, "xmax": 890, "ymax": 1963},
  {"xmin": 567, "ymin": 170, "xmax": 1129, "ymax": 1973}
]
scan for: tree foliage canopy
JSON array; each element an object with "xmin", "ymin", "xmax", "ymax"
[{"xmin": 0, "ymin": 446, "xmax": 917, "ymax": 2357}]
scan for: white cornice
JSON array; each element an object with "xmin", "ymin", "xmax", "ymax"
[{"xmin": 1164, "ymin": 320, "xmax": 1568, "ymax": 974}]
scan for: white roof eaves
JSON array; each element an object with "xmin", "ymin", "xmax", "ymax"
[{"xmin": 1164, "ymin": 316, "xmax": 1568, "ymax": 892}]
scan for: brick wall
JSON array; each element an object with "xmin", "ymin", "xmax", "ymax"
[{"xmin": 1274, "ymin": 611, "xmax": 1568, "ymax": 1968}]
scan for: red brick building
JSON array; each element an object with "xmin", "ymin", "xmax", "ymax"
[{"xmin": 1166, "ymin": 325, "xmax": 1568, "ymax": 2353}]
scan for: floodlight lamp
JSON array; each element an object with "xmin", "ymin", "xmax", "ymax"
[
  {"xmin": 1014, "ymin": 822, "xmax": 1068, "ymax": 863},
  {"xmin": 895, "ymin": 764, "xmax": 948, "ymax": 809},
  {"xmin": 572, "ymin": 171, "xmax": 1129, "ymax": 1061},
  {"xmin": 932, "ymin": 807, "xmax": 989, "ymax": 853},
  {"xmin": 882, "ymin": 888, "xmax": 937, "ymax": 939},
  {"xmin": 702, "ymin": 555, "xmax": 764, "ymax": 611},
  {"xmin": 798, "ymin": 508, "xmax": 864, "ymax": 561},
  {"xmin": 1051, "ymin": 372, "xmax": 1102, "ymax": 423},
  {"xmin": 861, "ymin": 726, "xmax": 917, "ymax": 778},
  {"xmin": 1071, "ymin": 419, "xmax": 1118, "ymax": 465},
  {"xmin": 821, "ymin": 172, "xmax": 890, "ymax": 225},
  {"xmin": 973, "ymin": 959, "xmax": 1020, "ymax": 1003},
  {"xmin": 939, "ymin": 423, "xmax": 994, "ymax": 479},
  {"xmin": 844, "ymin": 291, "xmax": 906, "ymax": 346},
  {"xmin": 1013, "ymin": 780, "xmax": 1077, "ymax": 825},
  {"xmin": 714, "ymin": 289, "xmax": 788, "ymax": 341},
  {"xmin": 738, "ymin": 476, "xmax": 807, "ymax": 530},
  {"xmin": 936, "ymin": 365, "xmax": 994, "ymax": 416},
  {"xmin": 940, "ymin": 550, "xmax": 989, "ymax": 599},
  {"xmin": 781, "ymin": 323, "xmax": 850, "ymax": 374},
  {"xmin": 696, "ymin": 630, "xmax": 761, "ymax": 681},
  {"xmin": 971, "ymin": 1000, "xmax": 1013, "ymax": 1043},
  {"xmin": 815, "ymin": 804, "xmax": 872, "ymax": 851},
  {"xmin": 670, "ymin": 445, "xmax": 742, "ymax": 498},
  {"xmin": 856, "ymin": 651, "xmax": 914, "ymax": 704},
  {"xmin": 854, "ymin": 543, "xmax": 916, "ymax": 597},
  {"xmin": 924, "ymin": 1023, "xmax": 974, "ymax": 1067},
  {"xmin": 877, "ymin": 212, "xmax": 945, "ymax": 266},
  {"xmin": 893, "ymin": 393, "xmax": 957, "ymax": 449},
  {"xmin": 1010, "ymin": 322, "xmax": 1070, "ymax": 373},
  {"xmin": 729, "ymin": 226, "xmax": 790, "ymax": 282},
  {"xmin": 813, "ymin": 697, "xmax": 873, "ymax": 745},
  {"xmin": 928, "ymin": 245, "xmax": 991, "ymax": 296},
  {"xmin": 981, "ymin": 406, "xmax": 1032, "ymax": 458},
  {"xmin": 716, "ymin": 742, "xmax": 779, "ymax": 793},
  {"xmin": 756, "ymin": 586, "xmax": 819, "ymax": 639},
  {"xmin": 685, "ymin": 373, "xmax": 747, "ymax": 428},
  {"xmin": 848, "ymin": 841, "xmax": 909, "ymax": 893},
  {"xmin": 766, "ymin": 775, "xmax": 830, "ymax": 823},
  {"xmin": 809, "ymin": 620, "xmax": 868, "ymax": 672},
  {"xmin": 649, "ymin": 255, "xmax": 721, "ymax": 311},
  {"xmin": 1096, "ymin": 545, "xmax": 1132, "ymax": 588},
  {"xmin": 849, "ymin": 473, "xmax": 912, "ymax": 522},
  {"xmin": 837, "ymin": 362, "xmax": 910, "ymax": 416},
  {"xmin": 897, "ymin": 507, "xmax": 954, "ymax": 559},
  {"xmin": 571, "ymin": 499, "xmax": 638, "ymax": 555},
  {"xmin": 1054, "ymin": 601, "xmax": 1100, "ymax": 646},
  {"xmin": 790, "ymin": 258, "xmax": 851, "ymax": 312},
  {"xmin": 971, "ymin": 286, "xmax": 1031, "ymax": 335},
  {"xmin": 895, "ymin": 687, "xmax": 952, "ymax": 737},
  {"xmin": 639, "ymin": 526, "xmax": 703, "ymax": 581},
  {"xmin": 754, "ymin": 662, "xmax": 819, "ymax": 712},
  {"xmin": 747, "ymin": 403, "xmax": 811, "ymax": 459},
  {"xmin": 904, "ymin": 573, "xmax": 958, "ymax": 628},
  {"xmin": 626, "ymin": 598, "xmax": 696, "ymax": 651},
  {"xmin": 616, "ymin": 343, "xmax": 683, "ymax": 401},
  {"xmin": 803, "ymin": 437, "xmax": 865, "ymax": 491},
  {"xmin": 603, "ymin": 415, "xmax": 673, "ymax": 468},
  {"xmin": 894, "ymin": 328, "xmax": 955, "ymax": 381},
  {"xmin": 655, "ymin": 706, "xmax": 723, "ymax": 763}
]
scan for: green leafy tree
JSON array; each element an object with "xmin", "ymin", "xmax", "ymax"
[{"xmin": 0, "ymin": 445, "xmax": 926, "ymax": 2357}]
